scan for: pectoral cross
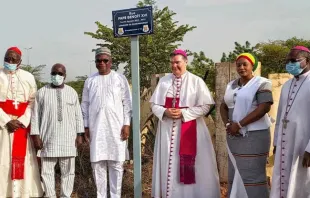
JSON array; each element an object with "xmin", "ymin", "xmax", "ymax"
[
  {"xmin": 13, "ymin": 100, "xmax": 19, "ymax": 110},
  {"xmin": 282, "ymin": 118, "xmax": 289, "ymax": 129},
  {"xmin": 172, "ymin": 98, "xmax": 176, "ymax": 108}
]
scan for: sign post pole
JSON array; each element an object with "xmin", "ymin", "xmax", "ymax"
[
  {"xmin": 131, "ymin": 35, "xmax": 142, "ymax": 198},
  {"xmin": 112, "ymin": 6, "xmax": 153, "ymax": 197}
]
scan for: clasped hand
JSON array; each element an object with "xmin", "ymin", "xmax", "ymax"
[
  {"xmin": 302, "ymin": 151, "xmax": 310, "ymax": 168},
  {"xmin": 226, "ymin": 122, "xmax": 241, "ymax": 136},
  {"xmin": 6, "ymin": 120, "xmax": 25, "ymax": 133},
  {"xmin": 164, "ymin": 108, "xmax": 182, "ymax": 119}
]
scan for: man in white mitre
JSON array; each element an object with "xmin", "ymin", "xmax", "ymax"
[
  {"xmin": 0, "ymin": 47, "xmax": 43, "ymax": 197},
  {"xmin": 81, "ymin": 47, "xmax": 132, "ymax": 198},
  {"xmin": 271, "ymin": 46, "xmax": 310, "ymax": 198},
  {"xmin": 150, "ymin": 49, "xmax": 220, "ymax": 198}
]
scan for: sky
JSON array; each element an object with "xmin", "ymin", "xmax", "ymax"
[{"xmin": 0, "ymin": 0, "xmax": 309, "ymax": 81}]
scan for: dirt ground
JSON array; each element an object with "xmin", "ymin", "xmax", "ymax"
[
  {"xmin": 52, "ymin": 145, "xmax": 228, "ymax": 198},
  {"xmin": 53, "ymin": 157, "xmax": 228, "ymax": 198}
]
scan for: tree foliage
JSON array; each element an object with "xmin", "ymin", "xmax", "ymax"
[
  {"xmin": 256, "ymin": 37, "xmax": 310, "ymax": 77},
  {"xmin": 221, "ymin": 41, "xmax": 257, "ymax": 62},
  {"xmin": 84, "ymin": 0, "xmax": 196, "ymax": 93},
  {"xmin": 220, "ymin": 37, "xmax": 310, "ymax": 77},
  {"xmin": 66, "ymin": 75, "xmax": 88, "ymax": 101},
  {"xmin": 187, "ymin": 51, "xmax": 215, "ymax": 92},
  {"xmin": 20, "ymin": 64, "xmax": 46, "ymax": 88}
]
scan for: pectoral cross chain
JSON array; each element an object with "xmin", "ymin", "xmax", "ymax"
[
  {"xmin": 282, "ymin": 118, "xmax": 289, "ymax": 129},
  {"xmin": 13, "ymin": 100, "xmax": 19, "ymax": 110},
  {"xmin": 172, "ymin": 98, "xmax": 176, "ymax": 108}
]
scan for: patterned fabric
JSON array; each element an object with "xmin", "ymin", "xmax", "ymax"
[
  {"xmin": 228, "ymin": 129, "xmax": 270, "ymax": 198},
  {"xmin": 41, "ymin": 157, "xmax": 75, "ymax": 198},
  {"xmin": 30, "ymin": 84, "xmax": 84, "ymax": 157},
  {"xmin": 236, "ymin": 52, "xmax": 259, "ymax": 71},
  {"xmin": 56, "ymin": 89, "xmax": 62, "ymax": 121},
  {"xmin": 226, "ymin": 81, "xmax": 273, "ymax": 198}
]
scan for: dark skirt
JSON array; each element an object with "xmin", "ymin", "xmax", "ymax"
[{"xmin": 227, "ymin": 129, "xmax": 271, "ymax": 198}]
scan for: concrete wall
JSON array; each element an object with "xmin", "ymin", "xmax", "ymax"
[{"xmin": 266, "ymin": 73, "xmax": 292, "ymax": 179}]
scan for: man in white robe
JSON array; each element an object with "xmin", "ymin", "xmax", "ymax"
[
  {"xmin": 81, "ymin": 47, "xmax": 132, "ymax": 198},
  {"xmin": 31, "ymin": 64, "xmax": 84, "ymax": 198},
  {"xmin": 0, "ymin": 47, "xmax": 43, "ymax": 197},
  {"xmin": 150, "ymin": 49, "xmax": 220, "ymax": 198},
  {"xmin": 271, "ymin": 46, "xmax": 310, "ymax": 198}
]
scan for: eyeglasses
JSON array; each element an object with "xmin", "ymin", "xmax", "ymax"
[
  {"xmin": 51, "ymin": 72, "xmax": 65, "ymax": 76},
  {"xmin": 4, "ymin": 57, "xmax": 19, "ymax": 64},
  {"xmin": 286, "ymin": 58, "xmax": 306, "ymax": 64},
  {"xmin": 96, "ymin": 59, "xmax": 109, "ymax": 63}
]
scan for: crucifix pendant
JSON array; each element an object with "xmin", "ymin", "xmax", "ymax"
[
  {"xmin": 172, "ymin": 98, "xmax": 176, "ymax": 108},
  {"xmin": 13, "ymin": 100, "xmax": 19, "ymax": 110},
  {"xmin": 282, "ymin": 118, "xmax": 289, "ymax": 129}
]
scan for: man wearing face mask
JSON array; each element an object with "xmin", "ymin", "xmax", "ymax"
[
  {"xmin": 150, "ymin": 49, "xmax": 220, "ymax": 198},
  {"xmin": 81, "ymin": 47, "xmax": 132, "ymax": 198},
  {"xmin": 30, "ymin": 63, "xmax": 84, "ymax": 198},
  {"xmin": 270, "ymin": 46, "xmax": 310, "ymax": 198},
  {"xmin": 0, "ymin": 47, "xmax": 43, "ymax": 197}
]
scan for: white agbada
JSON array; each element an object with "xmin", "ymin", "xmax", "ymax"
[
  {"xmin": 271, "ymin": 71, "xmax": 310, "ymax": 198},
  {"xmin": 81, "ymin": 70, "xmax": 132, "ymax": 162},
  {"xmin": 150, "ymin": 72, "xmax": 221, "ymax": 198},
  {"xmin": 0, "ymin": 68, "xmax": 43, "ymax": 198}
]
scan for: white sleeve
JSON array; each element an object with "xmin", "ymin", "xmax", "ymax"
[
  {"xmin": 81, "ymin": 79, "xmax": 90, "ymax": 128},
  {"xmin": 274, "ymin": 89, "xmax": 284, "ymax": 147},
  {"xmin": 74, "ymin": 92, "xmax": 85, "ymax": 133},
  {"xmin": 0, "ymin": 109, "xmax": 11, "ymax": 128},
  {"xmin": 151, "ymin": 103, "xmax": 166, "ymax": 121},
  {"xmin": 181, "ymin": 105, "xmax": 210, "ymax": 122},
  {"xmin": 30, "ymin": 92, "xmax": 40, "ymax": 135},
  {"xmin": 18, "ymin": 75, "xmax": 37, "ymax": 127},
  {"xmin": 121, "ymin": 76, "xmax": 132, "ymax": 126}
]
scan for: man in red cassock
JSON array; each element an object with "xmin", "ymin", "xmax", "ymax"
[{"xmin": 0, "ymin": 47, "xmax": 43, "ymax": 197}]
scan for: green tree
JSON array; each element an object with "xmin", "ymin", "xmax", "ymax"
[
  {"xmin": 66, "ymin": 75, "xmax": 88, "ymax": 101},
  {"xmin": 187, "ymin": 51, "xmax": 215, "ymax": 92},
  {"xmin": 256, "ymin": 37, "xmax": 310, "ymax": 77},
  {"xmin": 221, "ymin": 41, "xmax": 257, "ymax": 62},
  {"xmin": 20, "ymin": 64, "xmax": 46, "ymax": 88},
  {"xmin": 284, "ymin": 37, "xmax": 310, "ymax": 49},
  {"xmin": 84, "ymin": 0, "xmax": 196, "ymax": 93}
]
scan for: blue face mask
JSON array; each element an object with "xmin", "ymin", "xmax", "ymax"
[
  {"xmin": 286, "ymin": 59, "xmax": 306, "ymax": 76},
  {"xmin": 51, "ymin": 75, "xmax": 64, "ymax": 86},
  {"xmin": 3, "ymin": 62, "xmax": 17, "ymax": 71}
]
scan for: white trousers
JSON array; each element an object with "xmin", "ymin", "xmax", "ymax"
[
  {"xmin": 91, "ymin": 160, "xmax": 124, "ymax": 198},
  {"xmin": 41, "ymin": 157, "xmax": 75, "ymax": 198}
]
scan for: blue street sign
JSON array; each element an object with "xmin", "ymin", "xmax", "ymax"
[{"xmin": 112, "ymin": 6, "xmax": 153, "ymax": 37}]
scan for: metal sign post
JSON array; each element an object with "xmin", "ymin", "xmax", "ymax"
[
  {"xmin": 112, "ymin": 6, "xmax": 153, "ymax": 198},
  {"xmin": 130, "ymin": 35, "xmax": 141, "ymax": 198}
]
